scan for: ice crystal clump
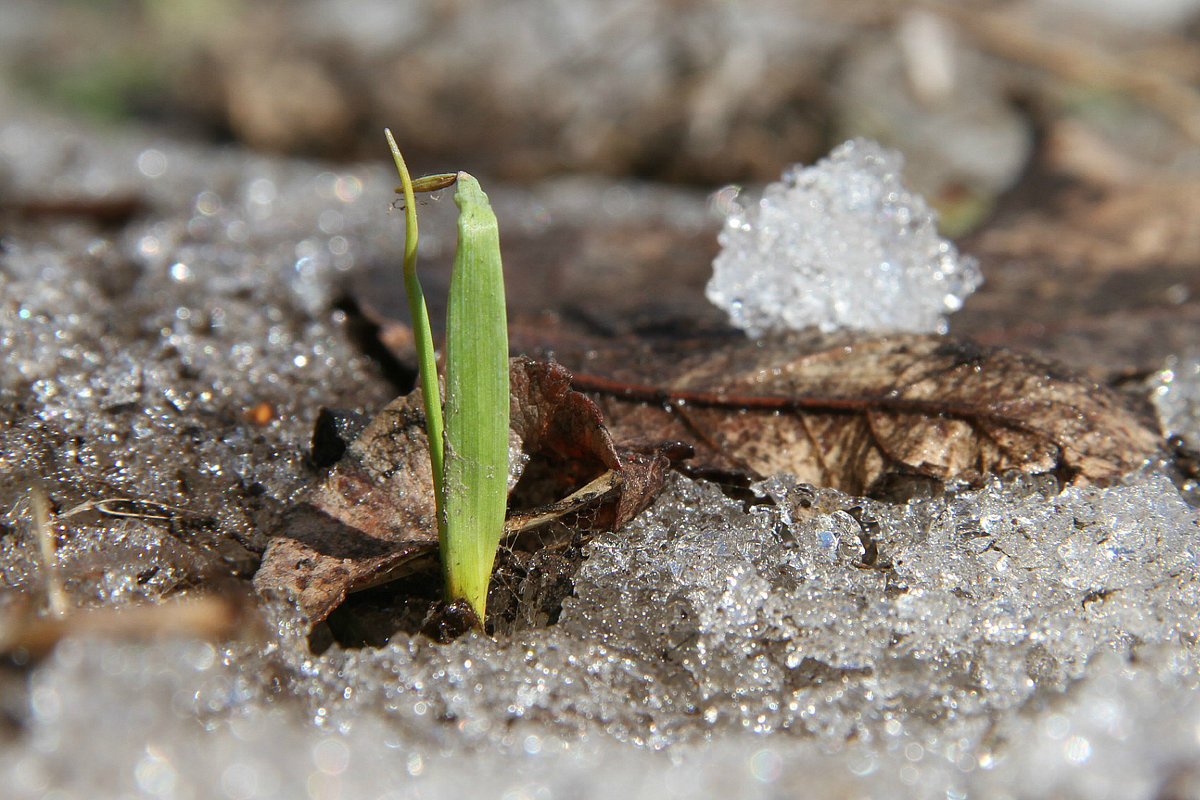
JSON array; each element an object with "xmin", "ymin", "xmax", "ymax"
[
  {"xmin": 706, "ymin": 138, "xmax": 982, "ymax": 337},
  {"xmin": 1150, "ymin": 351, "xmax": 1200, "ymax": 449},
  {"xmin": 564, "ymin": 470, "xmax": 1200, "ymax": 746}
]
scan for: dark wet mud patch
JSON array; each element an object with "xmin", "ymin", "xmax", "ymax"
[{"xmin": 309, "ymin": 525, "xmax": 586, "ymax": 650}]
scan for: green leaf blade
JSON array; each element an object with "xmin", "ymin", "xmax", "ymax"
[{"xmin": 441, "ymin": 172, "xmax": 510, "ymax": 623}]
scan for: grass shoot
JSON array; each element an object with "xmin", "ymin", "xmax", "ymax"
[{"xmin": 385, "ymin": 129, "xmax": 510, "ymax": 627}]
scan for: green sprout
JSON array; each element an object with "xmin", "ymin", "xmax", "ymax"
[{"xmin": 385, "ymin": 130, "xmax": 510, "ymax": 627}]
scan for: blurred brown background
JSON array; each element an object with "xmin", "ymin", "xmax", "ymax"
[
  {"xmin": 4, "ymin": 1, "xmax": 1197, "ymax": 188},
  {"xmin": 3, "ymin": 0, "xmax": 1200, "ymax": 375}
]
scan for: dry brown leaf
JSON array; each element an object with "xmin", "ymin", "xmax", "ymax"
[
  {"xmin": 254, "ymin": 358, "xmax": 670, "ymax": 623},
  {"xmin": 508, "ymin": 358, "xmax": 672, "ymax": 532},
  {"xmin": 569, "ymin": 332, "xmax": 1161, "ymax": 495},
  {"xmin": 252, "ymin": 391, "xmax": 439, "ymax": 622}
]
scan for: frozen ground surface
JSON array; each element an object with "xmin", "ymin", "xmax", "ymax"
[
  {"xmin": 5, "ymin": 471, "xmax": 1200, "ymax": 799},
  {"xmin": 2, "ymin": 112, "xmax": 1200, "ymax": 799},
  {"xmin": 707, "ymin": 138, "xmax": 983, "ymax": 336}
]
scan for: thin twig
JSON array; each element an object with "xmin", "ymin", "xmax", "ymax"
[
  {"xmin": 503, "ymin": 469, "xmax": 624, "ymax": 535},
  {"xmin": 30, "ymin": 487, "xmax": 69, "ymax": 617}
]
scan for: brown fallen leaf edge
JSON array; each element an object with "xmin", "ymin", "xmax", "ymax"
[{"xmin": 254, "ymin": 335, "xmax": 1163, "ymax": 629}]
